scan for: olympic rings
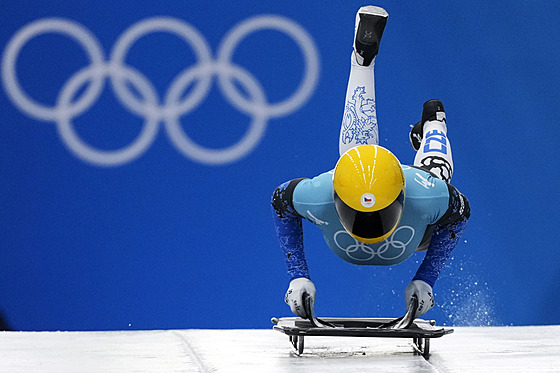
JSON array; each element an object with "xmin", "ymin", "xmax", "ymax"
[
  {"xmin": 334, "ymin": 226, "xmax": 415, "ymax": 262},
  {"xmin": 1, "ymin": 16, "xmax": 320, "ymax": 166},
  {"xmin": 2, "ymin": 18, "xmax": 106, "ymax": 122}
]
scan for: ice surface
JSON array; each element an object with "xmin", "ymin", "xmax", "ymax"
[{"xmin": 0, "ymin": 326, "xmax": 559, "ymax": 372}]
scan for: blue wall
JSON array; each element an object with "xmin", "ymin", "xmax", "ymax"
[{"xmin": 1, "ymin": 1, "xmax": 559, "ymax": 331}]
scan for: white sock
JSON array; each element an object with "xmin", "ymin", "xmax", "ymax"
[
  {"xmin": 413, "ymin": 119, "xmax": 454, "ymax": 182},
  {"xmin": 338, "ymin": 53, "xmax": 378, "ymax": 156}
]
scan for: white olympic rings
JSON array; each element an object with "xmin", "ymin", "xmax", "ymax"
[
  {"xmin": 1, "ymin": 16, "xmax": 320, "ymax": 166},
  {"xmin": 334, "ymin": 226, "xmax": 415, "ymax": 262}
]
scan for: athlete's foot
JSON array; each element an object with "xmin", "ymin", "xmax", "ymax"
[
  {"xmin": 410, "ymin": 99, "xmax": 446, "ymax": 151},
  {"xmin": 353, "ymin": 5, "xmax": 389, "ymax": 66}
]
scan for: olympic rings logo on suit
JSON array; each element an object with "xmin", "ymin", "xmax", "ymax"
[
  {"xmin": 334, "ymin": 226, "xmax": 415, "ymax": 262},
  {"xmin": 1, "ymin": 16, "xmax": 320, "ymax": 166}
]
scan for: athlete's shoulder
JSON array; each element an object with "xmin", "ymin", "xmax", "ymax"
[
  {"xmin": 293, "ymin": 169, "xmax": 334, "ymax": 205},
  {"xmin": 403, "ymin": 165, "xmax": 449, "ymax": 196},
  {"xmin": 401, "ymin": 165, "xmax": 450, "ymax": 224}
]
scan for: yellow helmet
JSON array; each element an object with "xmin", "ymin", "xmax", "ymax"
[{"xmin": 333, "ymin": 145, "xmax": 405, "ymax": 244}]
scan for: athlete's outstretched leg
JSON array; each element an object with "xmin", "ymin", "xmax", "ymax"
[
  {"xmin": 410, "ymin": 100, "xmax": 454, "ymax": 182},
  {"xmin": 339, "ymin": 6, "xmax": 388, "ymax": 156}
]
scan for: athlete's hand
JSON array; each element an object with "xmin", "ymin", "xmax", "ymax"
[
  {"xmin": 405, "ymin": 280, "xmax": 435, "ymax": 318},
  {"xmin": 285, "ymin": 277, "xmax": 316, "ymax": 318}
]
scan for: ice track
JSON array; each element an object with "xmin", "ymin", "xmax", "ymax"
[{"xmin": 1, "ymin": 326, "xmax": 559, "ymax": 372}]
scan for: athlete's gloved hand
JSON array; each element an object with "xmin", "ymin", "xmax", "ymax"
[
  {"xmin": 285, "ymin": 277, "xmax": 316, "ymax": 319},
  {"xmin": 405, "ymin": 280, "xmax": 435, "ymax": 318}
]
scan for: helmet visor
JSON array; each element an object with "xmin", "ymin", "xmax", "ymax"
[{"xmin": 334, "ymin": 191, "xmax": 404, "ymax": 242}]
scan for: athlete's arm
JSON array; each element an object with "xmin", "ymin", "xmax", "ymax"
[
  {"xmin": 271, "ymin": 178, "xmax": 310, "ymax": 280},
  {"xmin": 413, "ymin": 184, "xmax": 471, "ymax": 287}
]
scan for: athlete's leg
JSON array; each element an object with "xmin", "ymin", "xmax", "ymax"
[
  {"xmin": 339, "ymin": 6, "xmax": 388, "ymax": 156},
  {"xmin": 339, "ymin": 56, "xmax": 378, "ymax": 156},
  {"xmin": 410, "ymin": 100, "xmax": 454, "ymax": 182}
]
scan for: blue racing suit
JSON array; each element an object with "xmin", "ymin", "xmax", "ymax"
[{"xmin": 271, "ymin": 165, "xmax": 470, "ymax": 288}]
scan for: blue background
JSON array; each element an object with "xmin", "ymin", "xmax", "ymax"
[{"xmin": 1, "ymin": 1, "xmax": 559, "ymax": 331}]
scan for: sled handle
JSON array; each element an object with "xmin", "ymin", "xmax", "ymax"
[
  {"xmin": 378, "ymin": 294, "xmax": 418, "ymax": 329},
  {"xmin": 303, "ymin": 292, "xmax": 335, "ymax": 328}
]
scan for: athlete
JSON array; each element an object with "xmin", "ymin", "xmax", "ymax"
[{"xmin": 271, "ymin": 5, "xmax": 470, "ymax": 320}]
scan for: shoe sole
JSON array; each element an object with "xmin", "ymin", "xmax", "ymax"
[{"xmin": 355, "ymin": 5, "xmax": 389, "ymax": 31}]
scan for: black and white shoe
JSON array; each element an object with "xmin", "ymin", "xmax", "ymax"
[
  {"xmin": 410, "ymin": 99, "xmax": 446, "ymax": 151},
  {"xmin": 354, "ymin": 6, "xmax": 389, "ymax": 66}
]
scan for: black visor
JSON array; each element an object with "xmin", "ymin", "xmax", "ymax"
[{"xmin": 334, "ymin": 191, "xmax": 404, "ymax": 241}]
